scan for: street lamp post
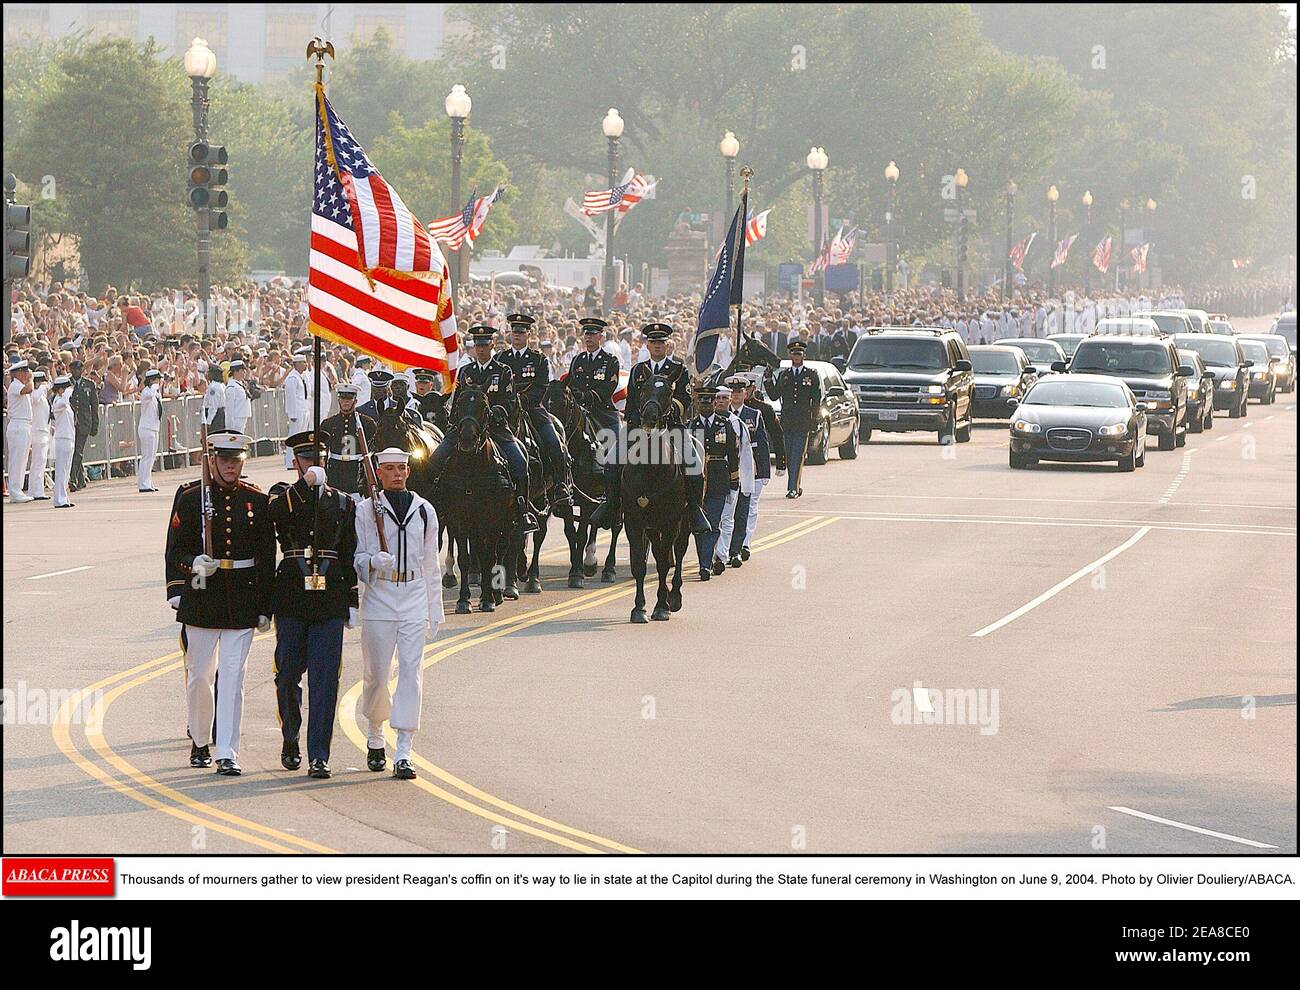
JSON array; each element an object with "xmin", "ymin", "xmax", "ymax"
[
  {"xmin": 720, "ymin": 131, "xmax": 739, "ymax": 220},
  {"xmin": 1081, "ymin": 189, "xmax": 1093, "ymax": 296},
  {"xmin": 1144, "ymin": 198, "xmax": 1157, "ymax": 286},
  {"xmin": 1046, "ymin": 184, "xmax": 1059, "ymax": 296},
  {"xmin": 1004, "ymin": 179, "xmax": 1017, "ymax": 301},
  {"xmin": 1118, "ymin": 198, "xmax": 1130, "ymax": 291},
  {"xmin": 885, "ymin": 160, "xmax": 899, "ymax": 295},
  {"xmin": 602, "ymin": 108, "xmax": 623, "ymax": 314},
  {"xmin": 807, "ymin": 146, "xmax": 828, "ymax": 306},
  {"xmin": 954, "ymin": 167, "xmax": 969, "ymax": 303},
  {"xmin": 184, "ymin": 38, "xmax": 216, "ymax": 336},
  {"xmin": 445, "ymin": 84, "xmax": 471, "ymax": 302}
]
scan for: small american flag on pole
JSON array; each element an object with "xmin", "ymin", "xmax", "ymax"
[
  {"xmin": 1092, "ymin": 236, "xmax": 1112, "ymax": 274},
  {"xmin": 427, "ymin": 186, "xmax": 504, "ymax": 249},
  {"xmin": 308, "ymin": 86, "xmax": 458, "ymax": 385},
  {"xmin": 1051, "ymin": 233, "xmax": 1079, "ymax": 269},
  {"xmin": 714, "ymin": 208, "xmax": 771, "ymax": 261},
  {"xmin": 1008, "ymin": 232, "xmax": 1036, "ymax": 271},
  {"xmin": 829, "ymin": 225, "xmax": 857, "ymax": 265},
  {"xmin": 583, "ymin": 168, "xmax": 650, "ymax": 216},
  {"xmin": 1131, "ymin": 242, "xmax": 1151, "ymax": 274}
]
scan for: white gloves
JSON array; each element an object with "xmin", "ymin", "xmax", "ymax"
[
  {"xmin": 168, "ymin": 596, "xmax": 180, "ymax": 610},
  {"xmin": 257, "ymin": 614, "xmax": 272, "ymax": 632},
  {"xmin": 192, "ymin": 554, "xmax": 219, "ymax": 577},
  {"xmin": 371, "ymin": 551, "xmax": 396, "ymax": 572},
  {"xmin": 347, "ymin": 607, "xmax": 358, "ymax": 629},
  {"xmin": 304, "ymin": 465, "xmax": 327, "ymax": 487},
  {"xmin": 776, "ymin": 468, "xmax": 786, "ymax": 477},
  {"xmin": 426, "ymin": 620, "xmax": 440, "ymax": 642}
]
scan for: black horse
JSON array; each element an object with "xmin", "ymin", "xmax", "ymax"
[
  {"xmin": 620, "ymin": 377, "xmax": 692, "ymax": 623},
  {"xmin": 700, "ymin": 331, "xmax": 784, "ymax": 391},
  {"xmin": 543, "ymin": 378, "xmax": 621, "ymax": 587},
  {"xmin": 435, "ymin": 386, "xmax": 515, "ymax": 613}
]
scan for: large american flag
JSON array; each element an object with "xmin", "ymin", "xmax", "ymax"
[
  {"xmin": 1051, "ymin": 233, "xmax": 1078, "ymax": 269},
  {"xmin": 583, "ymin": 168, "xmax": 650, "ymax": 216},
  {"xmin": 1008, "ymin": 232, "xmax": 1036, "ymax": 271},
  {"xmin": 1130, "ymin": 242, "xmax": 1151, "ymax": 274},
  {"xmin": 1092, "ymin": 236, "xmax": 1112, "ymax": 274},
  {"xmin": 427, "ymin": 186, "xmax": 504, "ymax": 250},
  {"xmin": 308, "ymin": 88, "xmax": 458, "ymax": 383}
]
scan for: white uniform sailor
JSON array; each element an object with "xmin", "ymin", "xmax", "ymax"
[
  {"xmin": 712, "ymin": 385, "xmax": 754, "ymax": 570},
  {"xmin": 354, "ymin": 447, "xmax": 443, "ymax": 780},
  {"xmin": 350, "ymin": 356, "xmax": 373, "ymax": 407},
  {"xmin": 25, "ymin": 370, "xmax": 52, "ymax": 500},
  {"xmin": 50, "ymin": 376, "xmax": 76, "ymax": 508},
  {"xmin": 223, "ymin": 359, "xmax": 252, "ymax": 437},
  {"xmin": 283, "ymin": 350, "xmax": 311, "ymax": 468},
  {"xmin": 136, "ymin": 369, "xmax": 163, "ymax": 492},
  {"xmin": 6, "ymin": 360, "xmax": 34, "ymax": 503}
]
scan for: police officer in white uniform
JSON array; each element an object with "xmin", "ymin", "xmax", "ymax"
[
  {"xmin": 6, "ymin": 360, "xmax": 34, "ymax": 503},
  {"xmin": 223, "ymin": 359, "xmax": 252, "ymax": 437},
  {"xmin": 354, "ymin": 447, "xmax": 443, "ymax": 780},
  {"xmin": 50, "ymin": 376, "xmax": 76, "ymax": 508},
  {"xmin": 25, "ymin": 370, "xmax": 52, "ymax": 500},
  {"xmin": 136, "ymin": 368, "xmax": 163, "ymax": 492},
  {"xmin": 283, "ymin": 350, "xmax": 311, "ymax": 469}
]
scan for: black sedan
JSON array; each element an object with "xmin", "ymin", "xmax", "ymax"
[
  {"xmin": 1008, "ymin": 375, "xmax": 1148, "ymax": 472},
  {"xmin": 1176, "ymin": 349, "xmax": 1216, "ymax": 433},
  {"xmin": 1239, "ymin": 334, "xmax": 1295, "ymax": 393},
  {"xmin": 969, "ymin": 345, "xmax": 1037, "ymax": 418},
  {"xmin": 1173, "ymin": 333, "xmax": 1250, "ymax": 418},
  {"xmin": 1237, "ymin": 338, "xmax": 1279, "ymax": 403}
]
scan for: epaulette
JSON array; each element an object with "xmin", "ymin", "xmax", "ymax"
[
  {"xmin": 267, "ymin": 481, "xmax": 291, "ymax": 499},
  {"xmin": 177, "ymin": 479, "xmax": 202, "ymax": 493},
  {"xmin": 237, "ymin": 479, "xmax": 265, "ymax": 494}
]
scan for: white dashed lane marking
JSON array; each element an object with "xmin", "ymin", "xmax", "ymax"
[{"xmin": 1159, "ymin": 448, "xmax": 1197, "ymax": 504}]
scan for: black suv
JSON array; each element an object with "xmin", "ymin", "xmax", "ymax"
[
  {"xmin": 842, "ymin": 328, "xmax": 974, "ymax": 444},
  {"xmin": 1173, "ymin": 333, "xmax": 1250, "ymax": 418},
  {"xmin": 1063, "ymin": 335, "xmax": 1192, "ymax": 450}
]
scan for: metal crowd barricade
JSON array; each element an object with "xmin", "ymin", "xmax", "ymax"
[{"xmin": 6, "ymin": 387, "xmax": 294, "ymax": 483}]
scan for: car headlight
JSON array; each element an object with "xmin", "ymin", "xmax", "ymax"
[
  {"xmin": 1012, "ymin": 420, "xmax": 1041, "ymax": 434},
  {"xmin": 922, "ymin": 384, "xmax": 944, "ymax": 395},
  {"xmin": 1253, "ymin": 371, "xmax": 1267, "ymax": 380},
  {"xmin": 1097, "ymin": 422, "xmax": 1128, "ymax": 437},
  {"xmin": 1220, "ymin": 379, "xmax": 1237, "ymax": 390},
  {"xmin": 1000, "ymin": 384, "xmax": 1019, "ymax": 397},
  {"xmin": 1187, "ymin": 387, "xmax": 1198, "ymax": 398}
]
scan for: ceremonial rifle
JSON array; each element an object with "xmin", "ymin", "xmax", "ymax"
[
  {"xmin": 355, "ymin": 423, "xmax": 389, "ymax": 554},
  {"xmin": 198, "ymin": 420, "xmax": 214, "ymax": 558}
]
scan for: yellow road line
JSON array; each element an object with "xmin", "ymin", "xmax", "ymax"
[{"xmin": 340, "ymin": 516, "xmax": 836, "ymax": 853}]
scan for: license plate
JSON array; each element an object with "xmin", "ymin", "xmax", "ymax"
[{"xmin": 877, "ymin": 410, "xmax": 899, "ymax": 421}]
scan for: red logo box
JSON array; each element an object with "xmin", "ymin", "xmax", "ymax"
[{"xmin": 3, "ymin": 858, "xmax": 115, "ymax": 897}]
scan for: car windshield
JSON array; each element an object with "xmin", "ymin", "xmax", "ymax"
[
  {"xmin": 1245, "ymin": 336, "xmax": 1289, "ymax": 359},
  {"xmin": 1149, "ymin": 314, "xmax": 1188, "ymax": 335},
  {"xmin": 1208, "ymin": 321, "xmax": 1235, "ymax": 336},
  {"xmin": 1050, "ymin": 335, "xmax": 1084, "ymax": 356},
  {"xmin": 1239, "ymin": 341, "xmax": 1271, "ymax": 363},
  {"xmin": 1177, "ymin": 351, "xmax": 1204, "ymax": 373},
  {"xmin": 1097, "ymin": 320, "xmax": 1155, "ymax": 335},
  {"xmin": 971, "ymin": 350, "xmax": 1021, "ymax": 373},
  {"xmin": 1071, "ymin": 342, "xmax": 1170, "ymax": 375},
  {"xmin": 1006, "ymin": 341, "xmax": 1059, "ymax": 362},
  {"xmin": 1024, "ymin": 380, "xmax": 1128, "ymax": 407},
  {"xmin": 1274, "ymin": 316, "xmax": 1296, "ymax": 349},
  {"xmin": 848, "ymin": 337, "xmax": 948, "ymax": 370},
  {"xmin": 1177, "ymin": 336, "xmax": 1238, "ymax": 365}
]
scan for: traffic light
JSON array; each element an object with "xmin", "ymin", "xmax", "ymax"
[
  {"xmin": 4, "ymin": 173, "xmax": 32, "ymax": 281},
  {"xmin": 187, "ymin": 141, "xmax": 229, "ymax": 228}
]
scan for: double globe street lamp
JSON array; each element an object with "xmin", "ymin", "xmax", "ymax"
[
  {"xmin": 807, "ymin": 146, "xmax": 828, "ymax": 305},
  {"xmin": 601, "ymin": 108, "xmax": 624, "ymax": 313},
  {"xmin": 445, "ymin": 84, "xmax": 472, "ymax": 300}
]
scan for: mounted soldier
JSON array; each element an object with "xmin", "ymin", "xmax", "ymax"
[{"xmin": 498, "ymin": 312, "xmax": 573, "ymax": 501}]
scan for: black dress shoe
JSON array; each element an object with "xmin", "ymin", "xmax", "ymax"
[
  {"xmin": 54, "ymin": 503, "xmax": 75, "ymax": 508},
  {"xmin": 32, "ymin": 495, "xmax": 50, "ymax": 500},
  {"xmin": 189, "ymin": 743, "xmax": 212, "ymax": 768},
  {"xmin": 740, "ymin": 547, "xmax": 751, "ymax": 561},
  {"xmin": 367, "ymin": 747, "xmax": 386, "ymax": 772},
  {"xmin": 281, "ymin": 739, "xmax": 301, "ymax": 771},
  {"xmin": 393, "ymin": 759, "xmax": 416, "ymax": 780},
  {"xmin": 698, "ymin": 568, "xmax": 711, "ymax": 582},
  {"xmin": 308, "ymin": 759, "xmax": 331, "ymax": 779},
  {"xmin": 728, "ymin": 554, "xmax": 742, "ymax": 568},
  {"xmin": 785, "ymin": 490, "xmax": 798, "ymax": 499},
  {"xmin": 215, "ymin": 758, "xmax": 242, "ymax": 776},
  {"xmin": 711, "ymin": 559, "xmax": 727, "ymax": 576}
]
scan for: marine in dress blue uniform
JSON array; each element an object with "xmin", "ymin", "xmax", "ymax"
[{"xmin": 267, "ymin": 431, "xmax": 358, "ymax": 779}]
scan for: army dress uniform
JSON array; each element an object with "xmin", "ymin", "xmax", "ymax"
[
  {"xmin": 319, "ymin": 388, "xmax": 377, "ymax": 498},
  {"xmin": 164, "ymin": 433, "xmax": 275, "ymax": 773},
  {"xmin": 687, "ymin": 392, "xmax": 740, "ymax": 579},
  {"xmin": 268, "ymin": 431, "xmax": 358, "ymax": 779},
  {"xmin": 498, "ymin": 313, "xmax": 569, "ymax": 489},
  {"xmin": 772, "ymin": 343, "xmax": 822, "ymax": 497},
  {"xmin": 570, "ymin": 318, "xmax": 625, "ymax": 528}
]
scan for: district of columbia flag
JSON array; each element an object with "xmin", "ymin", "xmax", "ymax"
[{"xmin": 308, "ymin": 84, "xmax": 458, "ymax": 388}]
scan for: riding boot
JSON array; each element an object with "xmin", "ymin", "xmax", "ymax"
[
  {"xmin": 591, "ymin": 465, "xmax": 622, "ymax": 531},
  {"xmin": 685, "ymin": 475, "xmax": 711, "ymax": 536},
  {"xmin": 515, "ymin": 495, "xmax": 538, "ymax": 534}
]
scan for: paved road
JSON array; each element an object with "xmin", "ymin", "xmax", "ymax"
[{"xmin": 4, "ymin": 388, "xmax": 1294, "ymax": 855}]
